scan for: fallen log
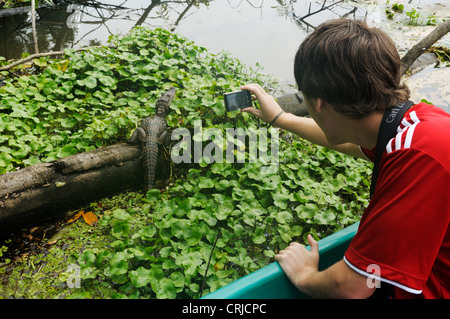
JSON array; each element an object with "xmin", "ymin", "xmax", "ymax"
[
  {"xmin": 277, "ymin": 92, "xmax": 309, "ymax": 117},
  {"xmin": 0, "ymin": 143, "xmax": 143, "ymax": 235},
  {"xmin": 0, "ymin": 91, "xmax": 306, "ymax": 236}
]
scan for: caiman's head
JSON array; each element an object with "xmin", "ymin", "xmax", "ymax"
[{"xmin": 155, "ymin": 87, "xmax": 176, "ymax": 117}]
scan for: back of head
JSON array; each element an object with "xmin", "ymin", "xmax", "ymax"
[{"xmin": 294, "ymin": 19, "xmax": 410, "ymax": 119}]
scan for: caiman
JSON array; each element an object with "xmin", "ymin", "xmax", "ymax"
[{"xmin": 127, "ymin": 87, "xmax": 176, "ymax": 192}]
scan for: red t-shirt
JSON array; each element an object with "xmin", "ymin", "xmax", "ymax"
[{"xmin": 344, "ymin": 102, "xmax": 450, "ymax": 299}]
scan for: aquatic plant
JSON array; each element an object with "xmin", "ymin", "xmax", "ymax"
[{"xmin": 0, "ymin": 27, "xmax": 370, "ymax": 299}]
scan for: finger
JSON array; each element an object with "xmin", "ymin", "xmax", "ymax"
[
  {"xmin": 275, "ymin": 252, "xmax": 283, "ymax": 262},
  {"xmin": 275, "ymin": 246, "xmax": 288, "ymax": 258},
  {"xmin": 241, "ymin": 107, "xmax": 261, "ymax": 117},
  {"xmin": 289, "ymin": 242, "xmax": 305, "ymax": 250},
  {"xmin": 307, "ymin": 234, "xmax": 319, "ymax": 256},
  {"xmin": 240, "ymin": 83, "xmax": 262, "ymax": 93},
  {"xmin": 240, "ymin": 84, "xmax": 266, "ymax": 99}
]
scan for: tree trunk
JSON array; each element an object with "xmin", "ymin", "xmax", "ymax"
[
  {"xmin": 31, "ymin": 0, "xmax": 39, "ymax": 54},
  {"xmin": 0, "ymin": 143, "xmax": 143, "ymax": 235}
]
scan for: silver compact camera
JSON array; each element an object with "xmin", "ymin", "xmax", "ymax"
[{"xmin": 223, "ymin": 90, "xmax": 252, "ymax": 112}]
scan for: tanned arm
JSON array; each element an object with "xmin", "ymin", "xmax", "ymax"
[
  {"xmin": 240, "ymin": 84, "xmax": 367, "ymax": 160},
  {"xmin": 242, "ymin": 84, "xmax": 374, "ymax": 298}
]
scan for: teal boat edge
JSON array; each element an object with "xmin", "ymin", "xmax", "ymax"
[{"xmin": 202, "ymin": 222, "xmax": 359, "ymax": 299}]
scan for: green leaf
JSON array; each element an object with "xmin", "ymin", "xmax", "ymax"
[
  {"xmin": 78, "ymin": 76, "xmax": 97, "ymax": 89},
  {"xmin": 110, "ymin": 251, "xmax": 128, "ymax": 264},
  {"xmin": 157, "ymin": 278, "xmax": 177, "ymax": 299},
  {"xmin": 159, "ymin": 247, "xmax": 173, "ymax": 258},
  {"xmin": 189, "ymin": 283, "xmax": 199, "ymax": 293},
  {"xmin": 296, "ymin": 203, "xmax": 318, "ymax": 220},
  {"xmin": 78, "ymin": 250, "xmax": 96, "ymax": 267},
  {"xmin": 138, "ymin": 225, "xmax": 157, "ymax": 240},
  {"xmin": 112, "ymin": 209, "xmax": 131, "ymax": 220},
  {"xmin": 279, "ymin": 231, "xmax": 292, "ymax": 244},
  {"xmin": 110, "ymin": 240, "xmax": 125, "ymax": 251},
  {"xmin": 314, "ymin": 210, "xmax": 336, "ymax": 225},
  {"xmin": 108, "ymin": 259, "xmax": 128, "ymax": 276},
  {"xmin": 112, "ymin": 221, "xmax": 130, "ymax": 238},
  {"xmin": 98, "ymin": 75, "xmax": 116, "ymax": 87},
  {"xmin": 198, "ymin": 176, "xmax": 214, "ymax": 189},
  {"xmin": 162, "ymin": 258, "xmax": 177, "ymax": 270},
  {"xmin": 146, "ymin": 189, "xmax": 161, "ymax": 201},
  {"xmin": 232, "ymin": 224, "xmax": 245, "ymax": 237},
  {"xmin": 185, "ymin": 226, "xmax": 203, "ymax": 246},
  {"xmin": 170, "ymin": 272, "xmax": 185, "ymax": 288},
  {"xmin": 23, "ymin": 157, "xmax": 41, "ymax": 167},
  {"xmin": 92, "ymin": 60, "xmax": 112, "ymax": 72},
  {"xmin": 57, "ymin": 145, "xmax": 77, "ymax": 158},
  {"xmin": 130, "ymin": 267, "xmax": 152, "ymax": 288},
  {"xmin": 252, "ymin": 228, "xmax": 266, "ymax": 244},
  {"xmin": 272, "ymin": 192, "xmax": 291, "ymax": 209},
  {"xmin": 275, "ymin": 210, "xmax": 293, "ymax": 224},
  {"xmin": 171, "ymin": 219, "xmax": 189, "ymax": 238},
  {"xmin": 289, "ymin": 225, "xmax": 303, "ymax": 237},
  {"xmin": 197, "ymin": 210, "xmax": 217, "ymax": 227},
  {"xmin": 80, "ymin": 267, "xmax": 99, "ymax": 280},
  {"xmin": 214, "ymin": 201, "xmax": 234, "ymax": 220}
]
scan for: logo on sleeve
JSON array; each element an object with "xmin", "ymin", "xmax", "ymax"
[{"xmin": 386, "ymin": 111, "xmax": 421, "ymax": 154}]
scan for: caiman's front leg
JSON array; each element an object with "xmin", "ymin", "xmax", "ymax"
[
  {"xmin": 127, "ymin": 127, "xmax": 147, "ymax": 144},
  {"xmin": 157, "ymin": 130, "xmax": 170, "ymax": 146}
]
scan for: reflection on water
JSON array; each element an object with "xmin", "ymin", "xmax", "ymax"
[
  {"xmin": 405, "ymin": 66, "xmax": 450, "ymax": 112},
  {"xmin": 0, "ymin": 0, "xmax": 368, "ymax": 82}
]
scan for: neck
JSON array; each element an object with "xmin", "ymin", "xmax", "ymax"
[
  {"xmin": 313, "ymin": 98, "xmax": 384, "ymax": 150},
  {"xmin": 348, "ymin": 111, "xmax": 384, "ymax": 150}
]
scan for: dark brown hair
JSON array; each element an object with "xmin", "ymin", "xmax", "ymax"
[{"xmin": 294, "ymin": 19, "xmax": 410, "ymax": 119}]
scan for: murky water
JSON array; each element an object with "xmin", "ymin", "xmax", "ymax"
[{"xmin": 0, "ymin": 0, "xmax": 397, "ymax": 82}]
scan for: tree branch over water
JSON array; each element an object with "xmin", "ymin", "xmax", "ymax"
[{"xmin": 401, "ymin": 18, "xmax": 450, "ymax": 74}]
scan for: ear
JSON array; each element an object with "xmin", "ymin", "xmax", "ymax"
[{"xmin": 315, "ymin": 98, "xmax": 325, "ymax": 113}]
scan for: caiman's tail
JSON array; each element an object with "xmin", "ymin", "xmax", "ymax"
[{"xmin": 143, "ymin": 140, "xmax": 159, "ymax": 193}]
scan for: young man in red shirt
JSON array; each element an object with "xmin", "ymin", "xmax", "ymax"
[{"xmin": 242, "ymin": 19, "xmax": 450, "ymax": 298}]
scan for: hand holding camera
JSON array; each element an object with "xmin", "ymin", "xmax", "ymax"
[
  {"xmin": 224, "ymin": 84, "xmax": 285, "ymax": 127},
  {"xmin": 223, "ymin": 90, "xmax": 253, "ymax": 112}
]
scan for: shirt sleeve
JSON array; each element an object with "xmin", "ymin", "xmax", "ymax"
[{"xmin": 344, "ymin": 147, "xmax": 450, "ymax": 294}]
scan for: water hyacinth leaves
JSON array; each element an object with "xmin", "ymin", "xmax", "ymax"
[
  {"xmin": 0, "ymin": 27, "xmax": 371, "ymax": 299},
  {"xmin": 0, "ymin": 27, "xmax": 277, "ymax": 173}
]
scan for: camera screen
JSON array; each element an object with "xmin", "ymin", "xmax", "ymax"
[{"xmin": 224, "ymin": 90, "xmax": 252, "ymax": 112}]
